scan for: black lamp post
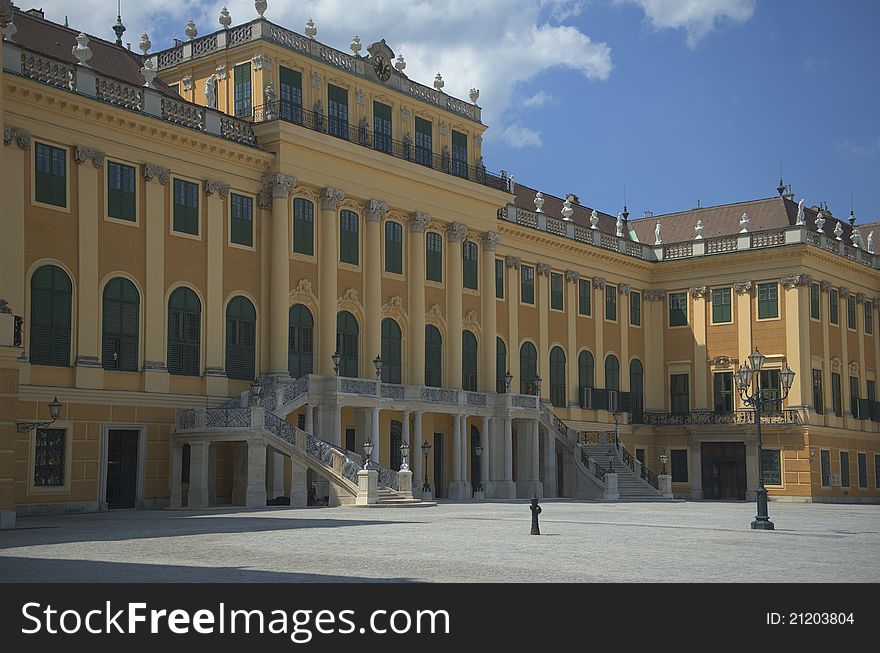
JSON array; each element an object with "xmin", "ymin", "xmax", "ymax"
[
  {"xmin": 16, "ymin": 396, "xmax": 63, "ymax": 432},
  {"xmin": 421, "ymin": 440, "xmax": 432, "ymax": 493},
  {"xmin": 332, "ymin": 351, "xmax": 342, "ymax": 376},
  {"xmin": 534, "ymin": 375, "xmax": 542, "ymax": 396},
  {"xmin": 400, "ymin": 441, "xmax": 410, "ymax": 471},
  {"xmin": 659, "ymin": 449, "xmax": 668, "ymax": 475},
  {"xmin": 363, "ymin": 440, "xmax": 374, "ymax": 470},
  {"xmin": 473, "ymin": 444, "xmax": 483, "ymax": 493},
  {"xmin": 373, "ymin": 354, "xmax": 383, "ymax": 381},
  {"xmin": 504, "ymin": 370, "xmax": 513, "ymax": 394},
  {"xmin": 735, "ymin": 348, "xmax": 795, "ymax": 531},
  {"xmin": 249, "ymin": 379, "xmax": 262, "ymax": 406}
]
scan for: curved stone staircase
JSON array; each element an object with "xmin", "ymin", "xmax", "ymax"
[{"xmin": 580, "ymin": 443, "xmax": 667, "ymax": 501}]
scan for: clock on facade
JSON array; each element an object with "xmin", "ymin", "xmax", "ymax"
[{"xmin": 374, "ymin": 54, "xmax": 391, "ymax": 81}]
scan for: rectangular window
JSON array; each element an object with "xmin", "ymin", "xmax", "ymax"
[
  {"xmin": 847, "ymin": 294, "xmax": 857, "ymax": 330},
  {"xmin": 373, "ymin": 101, "xmax": 392, "ymax": 154},
  {"xmin": 670, "ymin": 374, "xmax": 689, "ymax": 414},
  {"xmin": 293, "ymin": 198, "xmax": 314, "ymax": 255},
  {"xmin": 757, "ymin": 282, "xmax": 779, "ymax": 319},
  {"xmin": 172, "ymin": 179, "xmax": 199, "ymax": 235},
  {"xmin": 384, "ymin": 221, "xmax": 403, "ymax": 274},
  {"xmin": 812, "ymin": 369, "xmax": 823, "ymax": 414},
  {"xmin": 34, "ymin": 428, "xmax": 65, "ymax": 486},
  {"xmin": 875, "ymin": 454, "xmax": 880, "ymax": 488},
  {"xmin": 463, "ymin": 242, "xmax": 478, "ymax": 290},
  {"xmin": 550, "ymin": 272, "xmax": 564, "ymax": 310},
  {"xmin": 279, "ymin": 66, "xmax": 303, "ymax": 124},
  {"xmin": 521, "ymin": 266, "xmax": 535, "ymax": 304},
  {"xmin": 35, "ymin": 142, "xmax": 67, "ymax": 207},
  {"xmin": 810, "ymin": 283, "xmax": 820, "ymax": 320},
  {"xmin": 865, "ymin": 301, "xmax": 873, "ymax": 334},
  {"xmin": 605, "ymin": 285, "xmax": 617, "ymax": 321},
  {"xmin": 233, "ymin": 63, "xmax": 252, "ymax": 118},
  {"xmin": 415, "ymin": 117, "xmax": 433, "ymax": 167},
  {"xmin": 230, "ymin": 193, "xmax": 253, "ymax": 247},
  {"xmin": 328, "ymin": 85, "xmax": 349, "ymax": 139},
  {"xmin": 759, "ymin": 370, "xmax": 781, "ymax": 412},
  {"xmin": 820, "ymin": 450, "xmax": 830, "ymax": 486},
  {"xmin": 713, "ymin": 372, "xmax": 734, "ymax": 414},
  {"xmin": 830, "ymin": 289, "xmax": 839, "ymax": 325},
  {"xmin": 850, "ymin": 375, "xmax": 861, "ymax": 418},
  {"xmin": 495, "ymin": 259, "xmax": 504, "ymax": 299},
  {"xmin": 831, "ymin": 372, "xmax": 842, "ymax": 416},
  {"xmin": 670, "ymin": 450, "xmax": 688, "ymax": 483},
  {"xmin": 761, "ymin": 449, "xmax": 781, "ymax": 486},
  {"xmin": 426, "ymin": 232, "xmax": 443, "ymax": 282},
  {"xmin": 857, "ymin": 453, "xmax": 868, "ymax": 488},
  {"xmin": 840, "ymin": 451, "xmax": 850, "ymax": 487},
  {"xmin": 107, "ymin": 161, "xmax": 136, "ymax": 221},
  {"xmin": 669, "ymin": 292, "xmax": 688, "ymax": 327},
  {"xmin": 451, "ymin": 130, "xmax": 468, "ymax": 178},
  {"xmin": 340, "ymin": 210, "xmax": 359, "ymax": 265},
  {"xmin": 630, "ymin": 291, "xmax": 641, "ymax": 326},
  {"xmin": 578, "ymin": 279, "xmax": 591, "ymax": 316},
  {"xmin": 711, "ymin": 288, "xmax": 732, "ymax": 324}
]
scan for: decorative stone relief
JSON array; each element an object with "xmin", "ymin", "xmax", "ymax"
[
  {"xmin": 463, "ymin": 311, "xmax": 480, "ymax": 330},
  {"xmin": 215, "ymin": 64, "xmax": 227, "ymax": 80},
  {"xmin": 781, "ymin": 274, "xmax": 812, "ymax": 290},
  {"xmin": 834, "ymin": 222, "xmax": 844, "ymax": 241},
  {"xmin": 849, "ymin": 361, "xmax": 860, "ymax": 376},
  {"xmin": 290, "ymin": 279, "xmax": 317, "ymax": 306},
  {"xmin": 3, "ymin": 126, "xmax": 31, "ymax": 149},
  {"xmin": 445, "ymin": 222, "xmax": 468, "ymax": 243},
  {"xmin": 252, "ymin": 52, "xmax": 271, "ymax": 71},
  {"xmin": 182, "ymin": 75, "xmax": 193, "ymax": 92},
  {"xmin": 481, "ymin": 232, "xmax": 501, "ymax": 251},
  {"xmin": 643, "ymin": 290, "xmax": 666, "ymax": 302},
  {"xmin": 402, "ymin": 106, "xmax": 411, "ymax": 123},
  {"xmin": 409, "ymin": 212, "xmax": 431, "ymax": 233},
  {"xmin": 426, "ymin": 304, "xmax": 445, "ymax": 324},
  {"xmin": 382, "ymin": 296, "xmax": 405, "ymax": 315},
  {"xmin": 356, "ymin": 89, "xmax": 366, "ymax": 106},
  {"xmin": 839, "ymin": 287, "xmax": 851, "ymax": 299},
  {"xmin": 819, "ymin": 280, "xmax": 832, "ymax": 293},
  {"xmin": 142, "ymin": 163, "xmax": 170, "ymax": 185},
  {"xmin": 831, "ymin": 358, "xmax": 842, "ymax": 374},
  {"xmin": 536, "ymin": 263, "xmax": 551, "ymax": 277},
  {"xmin": 262, "ymin": 173, "xmax": 297, "ymax": 199},
  {"xmin": 367, "ymin": 199, "xmax": 389, "ymax": 222},
  {"xmin": 257, "ymin": 191, "xmax": 272, "ymax": 210},
  {"xmin": 857, "ymin": 293, "xmax": 867, "ymax": 303},
  {"xmin": 204, "ymin": 179, "xmax": 230, "ymax": 199},
  {"xmin": 618, "ymin": 284, "xmax": 632, "ymax": 296},
  {"xmin": 565, "ymin": 270, "xmax": 580, "ymax": 284},
  {"xmin": 73, "ymin": 146, "xmax": 105, "ymax": 167},
  {"xmin": 439, "ymin": 121, "xmax": 448, "ymax": 136},
  {"xmin": 311, "ymin": 71, "xmax": 321, "ymax": 88},
  {"xmin": 320, "ymin": 187, "xmax": 345, "ymax": 210},
  {"xmin": 733, "ymin": 281, "xmax": 752, "ymax": 295},
  {"xmin": 506, "ymin": 256, "xmax": 521, "ymax": 270},
  {"xmin": 592, "ymin": 277, "xmax": 607, "ymax": 290},
  {"xmin": 712, "ymin": 356, "xmax": 734, "ymax": 367},
  {"xmin": 337, "ymin": 288, "xmax": 360, "ymax": 309},
  {"xmin": 689, "ymin": 286, "xmax": 707, "ymax": 299}
]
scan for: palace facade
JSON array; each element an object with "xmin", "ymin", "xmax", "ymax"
[{"xmin": 1, "ymin": 4, "xmax": 878, "ymax": 527}]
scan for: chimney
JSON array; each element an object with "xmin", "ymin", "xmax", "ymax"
[
  {"xmin": 25, "ymin": 9, "xmax": 45, "ymax": 19},
  {"xmin": 644, "ymin": 210, "xmax": 653, "ymax": 219}
]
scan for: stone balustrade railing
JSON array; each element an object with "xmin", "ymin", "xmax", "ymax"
[
  {"xmin": 4, "ymin": 42, "xmax": 257, "ymax": 147},
  {"xmin": 501, "ymin": 203, "xmax": 880, "ymax": 269}
]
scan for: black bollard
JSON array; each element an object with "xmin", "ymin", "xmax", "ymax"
[{"xmin": 530, "ymin": 496, "xmax": 542, "ymax": 535}]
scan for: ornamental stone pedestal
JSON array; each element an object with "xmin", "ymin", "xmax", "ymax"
[
  {"xmin": 658, "ymin": 474, "xmax": 673, "ymax": 499},
  {"xmin": 356, "ymin": 469, "xmax": 378, "ymax": 505},
  {"xmin": 398, "ymin": 469, "xmax": 413, "ymax": 500},
  {"xmin": 603, "ymin": 473, "xmax": 619, "ymax": 500}
]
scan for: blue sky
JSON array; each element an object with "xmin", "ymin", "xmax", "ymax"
[{"xmin": 32, "ymin": 0, "xmax": 880, "ymax": 221}]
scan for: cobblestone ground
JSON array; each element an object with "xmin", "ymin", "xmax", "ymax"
[{"xmin": 1, "ymin": 500, "xmax": 878, "ymax": 582}]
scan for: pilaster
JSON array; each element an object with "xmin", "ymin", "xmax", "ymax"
[
  {"xmin": 263, "ymin": 173, "xmax": 296, "ymax": 377},
  {"xmin": 565, "ymin": 271, "xmax": 579, "ymax": 406},
  {"xmin": 537, "ymin": 263, "xmax": 550, "ymax": 401},
  {"xmin": 205, "ymin": 179, "xmax": 230, "ymax": 394},
  {"xmin": 319, "ymin": 188, "xmax": 344, "ymax": 375},
  {"xmin": 143, "ymin": 163, "xmax": 170, "ymax": 393},
  {"xmin": 507, "ymin": 256, "xmax": 521, "ymax": 386},
  {"xmin": 365, "ymin": 200, "xmax": 388, "ymax": 369},
  {"xmin": 480, "ymin": 232, "xmax": 501, "ymax": 392},
  {"xmin": 408, "ymin": 213, "xmax": 429, "ymax": 385},
  {"xmin": 690, "ymin": 286, "xmax": 708, "ymax": 409},
  {"xmin": 446, "ymin": 223, "xmax": 467, "ymax": 389},
  {"xmin": 1, "ymin": 127, "xmax": 29, "ymax": 318}
]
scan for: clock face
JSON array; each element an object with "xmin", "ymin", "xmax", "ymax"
[{"xmin": 374, "ymin": 55, "xmax": 391, "ymax": 82}]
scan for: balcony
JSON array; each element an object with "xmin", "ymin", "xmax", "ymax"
[
  {"xmin": 642, "ymin": 410, "xmax": 801, "ymax": 427},
  {"xmin": 253, "ymin": 102, "xmax": 509, "ymax": 192}
]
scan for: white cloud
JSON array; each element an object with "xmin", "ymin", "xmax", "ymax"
[
  {"xmin": 617, "ymin": 0, "xmax": 755, "ymax": 47},
  {"xmin": 30, "ymin": 1, "xmax": 611, "ymax": 136},
  {"xmin": 522, "ymin": 91, "xmax": 554, "ymax": 109},
  {"xmin": 500, "ymin": 124, "xmax": 544, "ymax": 149},
  {"xmin": 835, "ymin": 138, "xmax": 880, "ymax": 158}
]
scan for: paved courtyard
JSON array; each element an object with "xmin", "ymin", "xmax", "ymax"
[{"xmin": 1, "ymin": 501, "xmax": 878, "ymax": 583}]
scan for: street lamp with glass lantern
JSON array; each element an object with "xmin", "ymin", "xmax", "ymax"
[
  {"xmin": 735, "ymin": 348, "xmax": 795, "ymax": 530},
  {"xmin": 400, "ymin": 441, "xmax": 410, "ymax": 471},
  {"xmin": 473, "ymin": 444, "xmax": 483, "ymax": 493},
  {"xmin": 659, "ymin": 449, "xmax": 668, "ymax": 475},
  {"xmin": 420, "ymin": 440, "xmax": 432, "ymax": 493},
  {"xmin": 504, "ymin": 370, "xmax": 513, "ymax": 394},
  {"xmin": 533, "ymin": 375, "xmax": 542, "ymax": 396},
  {"xmin": 249, "ymin": 379, "xmax": 262, "ymax": 406},
  {"xmin": 331, "ymin": 351, "xmax": 342, "ymax": 376},
  {"xmin": 362, "ymin": 440, "xmax": 374, "ymax": 470},
  {"xmin": 16, "ymin": 396, "xmax": 63, "ymax": 432},
  {"xmin": 373, "ymin": 354, "xmax": 383, "ymax": 381}
]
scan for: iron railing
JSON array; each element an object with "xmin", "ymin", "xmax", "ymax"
[
  {"xmin": 13, "ymin": 316, "xmax": 23, "ymax": 348},
  {"xmin": 253, "ymin": 101, "xmax": 508, "ymax": 192},
  {"xmin": 642, "ymin": 409, "xmax": 801, "ymax": 426}
]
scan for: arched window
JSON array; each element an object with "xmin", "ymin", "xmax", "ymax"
[
  {"xmin": 520, "ymin": 342, "xmax": 538, "ymax": 394},
  {"xmin": 390, "ymin": 420, "xmax": 403, "ymax": 471},
  {"xmin": 550, "ymin": 347, "xmax": 566, "ymax": 407},
  {"xmin": 226, "ymin": 296, "xmax": 256, "ymax": 381},
  {"xmin": 168, "ymin": 288, "xmax": 201, "ymax": 376},
  {"xmin": 30, "ymin": 265, "xmax": 72, "ymax": 366},
  {"xmin": 102, "ymin": 277, "xmax": 139, "ymax": 372},
  {"xmin": 340, "ymin": 209, "xmax": 359, "ymax": 265},
  {"xmin": 463, "ymin": 241, "xmax": 478, "ymax": 290},
  {"xmin": 425, "ymin": 325, "xmax": 442, "ymax": 387},
  {"xmin": 578, "ymin": 350, "xmax": 595, "ymax": 408},
  {"xmin": 496, "ymin": 337, "xmax": 508, "ymax": 393},
  {"xmin": 630, "ymin": 358, "xmax": 644, "ymax": 421},
  {"xmin": 288, "ymin": 305, "xmax": 314, "ymax": 378},
  {"xmin": 336, "ymin": 311, "xmax": 359, "ymax": 378},
  {"xmin": 462, "ymin": 331, "xmax": 478, "ymax": 391},
  {"xmin": 605, "ymin": 355, "xmax": 620, "ymax": 390},
  {"xmin": 381, "ymin": 318, "xmax": 402, "ymax": 384},
  {"xmin": 384, "ymin": 221, "xmax": 403, "ymax": 274},
  {"xmin": 471, "ymin": 424, "xmax": 481, "ymax": 489}
]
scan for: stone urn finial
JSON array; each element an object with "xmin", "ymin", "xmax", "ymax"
[
  {"xmin": 694, "ymin": 219, "xmax": 704, "ymax": 240},
  {"xmin": 395, "ymin": 54, "xmax": 406, "ymax": 72},
  {"xmin": 562, "ymin": 198, "xmax": 574, "ymax": 222},
  {"xmin": 739, "ymin": 212, "xmax": 750, "ymax": 234},
  {"xmin": 534, "ymin": 192, "xmax": 545, "ymax": 213},
  {"xmin": 851, "ymin": 226, "xmax": 861, "ymax": 249},
  {"xmin": 590, "ymin": 209, "xmax": 599, "ymax": 230},
  {"xmin": 219, "ymin": 7, "xmax": 232, "ymax": 29},
  {"xmin": 350, "ymin": 34, "xmax": 362, "ymax": 56},
  {"xmin": 434, "ymin": 72, "xmax": 445, "ymax": 91},
  {"xmin": 469, "ymin": 88, "xmax": 480, "ymax": 104},
  {"xmin": 815, "ymin": 211, "xmax": 826, "ymax": 234},
  {"xmin": 139, "ymin": 32, "xmax": 151, "ymax": 55},
  {"xmin": 255, "ymin": 0, "xmax": 268, "ymax": 18},
  {"xmin": 141, "ymin": 57, "xmax": 157, "ymax": 87},
  {"xmin": 72, "ymin": 33, "xmax": 93, "ymax": 66},
  {"xmin": 305, "ymin": 18, "xmax": 317, "ymax": 39},
  {"xmin": 185, "ymin": 19, "xmax": 198, "ymax": 40},
  {"xmin": 834, "ymin": 222, "xmax": 844, "ymax": 241}
]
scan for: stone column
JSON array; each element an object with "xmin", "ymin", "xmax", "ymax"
[
  {"xmin": 401, "ymin": 410, "xmax": 411, "ymax": 469},
  {"xmin": 1, "ymin": 128, "xmax": 29, "ymax": 324},
  {"xmin": 304, "ymin": 403, "xmax": 314, "ymax": 433},
  {"xmin": 688, "ymin": 440, "xmax": 703, "ymax": 499},
  {"xmin": 461, "ymin": 414, "xmax": 471, "ymax": 497},
  {"xmin": 245, "ymin": 440, "xmax": 268, "ymax": 507},
  {"xmin": 187, "ymin": 441, "xmax": 211, "ymax": 509},
  {"xmin": 543, "ymin": 426, "xmax": 557, "ymax": 498},
  {"xmin": 691, "ymin": 286, "xmax": 708, "ymax": 409},
  {"xmin": 480, "ymin": 415, "xmax": 490, "ymax": 494},
  {"xmin": 448, "ymin": 412, "xmax": 464, "ymax": 498},
  {"xmin": 447, "ymin": 223, "xmax": 467, "ymax": 388},
  {"xmin": 594, "ymin": 278, "xmax": 607, "ymax": 391},
  {"xmin": 73, "ymin": 146, "xmax": 105, "ymax": 389},
  {"xmin": 408, "ymin": 213, "xmax": 430, "ymax": 384},
  {"xmin": 290, "ymin": 459, "xmax": 308, "ymax": 508},
  {"xmin": 370, "ymin": 406, "xmax": 381, "ymax": 466},
  {"xmin": 205, "ymin": 179, "xmax": 231, "ymax": 394},
  {"xmin": 170, "ymin": 443, "xmax": 183, "ymax": 508},
  {"xmin": 412, "ymin": 411, "xmax": 424, "ymax": 497},
  {"xmin": 840, "ymin": 288, "xmax": 852, "ymax": 418},
  {"xmin": 143, "ymin": 164, "xmax": 171, "ymax": 393},
  {"xmin": 502, "ymin": 416, "xmax": 515, "ymax": 498},
  {"xmin": 262, "ymin": 173, "xmax": 296, "ymax": 377},
  {"xmin": 319, "ymin": 188, "xmax": 345, "ymax": 375},
  {"xmin": 566, "ymin": 271, "xmax": 579, "ymax": 407},
  {"xmin": 365, "ymin": 201, "xmax": 388, "ymax": 369},
  {"xmin": 531, "ymin": 418, "xmax": 543, "ymax": 498},
  {"xmin": 537, "ymin": 264, "xmax": 550, "ymax": 401},
  {"xmin": 480, "ymin": 233, "xmax": 501, "ymax": 392}
]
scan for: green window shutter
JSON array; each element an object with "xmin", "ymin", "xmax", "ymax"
[
  {"xmin": 340, "ymin": 210, "xmax": 359, "ymax": 265},
  {"xmin": 830, "ymin": 290, "xmax": 839, "ymax": 325},
  {"xmin": 225, "ymin": 297, "xmax": 256, "ymax": 381},
  {"xmin": 35, "ymin": 143, "xmax": 67, "ymax": 207},
  {"xmin": 462, "ymin": 331, "xmax": 478, "ymax": 391},
  {"xmin": 108, "ymin": 161, "xmax": 136, "ymax": 221},
  {"xmin": 233, "ymin": 63, "xmax": 252, "ymax": 118},
  {"xmin": 496, "ymin": 338, "xmax": 507, "ymax": 393},
  {"xmin": 293, "ymin": 198, "xmax": 314, "ymax": 255},
  {"xmin": 669, "ymin": 292, "xmax": 687, "ymax": 326},
  {"xmin": 231, "ymin": 194, "xmax": 254, "ymax": 247},
  {"xmin": 381, "ymin": 319, "xmax": 402, "ymax": 384},
  {"xmin": 328, "ymin": 85, "xmax": 349, "ymax": 138},
  {"xmin": 385, "ymin": 221, "xmax": 403, "ymax": 274},
  {"xmin": 757, "ymin": 283, "xmax": 778, "ymax": 319},
  {"xmin": 425, "ymin": 326, "xmax": 443, "ymax": 387},
  {"xmin": 519, "ymin": 342, "xmax": 537, "ymax": 394},
  {"xmin": 168, "ymin": 288, "xmax": 201, "ymax": 376},
  {"xmin": 288, "ymin": 305, "xmax": 314, "ymax": 378},
  {"xmin": 551, "ymin": 273, "xmax": 564, "ymax": 310},
  {"xmin": 847, "ymin": 295, "xmax": 856, "ymax": 329},
  {"xmin": 30, "ymin": 265, "xmax": 72, "ymax": 366},
  {"xmin": 426, "ymin": 233, "xmax": 443, "ymax": 282},
  {"xmin": 102, "ymin": 278, "xmax": 139, "ymax": 372},
  {"xmin": 712, "ymin": 288, "xmax": 731, "ymax": 323},
  {"xmin": 495, "ymin": 259, "xmax": 504, "ymax": 298},
  {"xmin": 463, "ymin": 242, "xmax": 478, "ymax": 290},
  {"xmin": 866, "ymin": 302, "xmax": 873, "ymax": 334},
  {"xmin": 630, "ymin": 291, "xmax": 641, "ymax": 326},
  {"xmin": 415, "ymin": 117, "xmax": 433, "ymax": 166},
  {"xmin": 550, "ymin": 347, "xmax": 566, "ymax": 407},
  {"xmin": 373, "ymin": 101, "xmax": 392, "ymax": 153},
  {"xmin": 810, "ymin": 284, "xmax": 820, "ymax": 320},
  {"xmin": 173, "ymin": 179, "xmax": 199, "ymax": 235},
  {"xmin": 579, "ymin": 279, "xmax": 591, "ymax": 316},
  {"xmin": 451, "ymin": 130, "xmax": 468, "ymax": 178},
  {"xmin": 521, "ymin": 266, "xmax": 534, "ymax": 304},
  {"xmin": 336, "ymin": 311, "xmax": 359, "ymax": 378},
  {"xmin": 606, "ymin": 286, "xmax": 617, "ymax": 321}
]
